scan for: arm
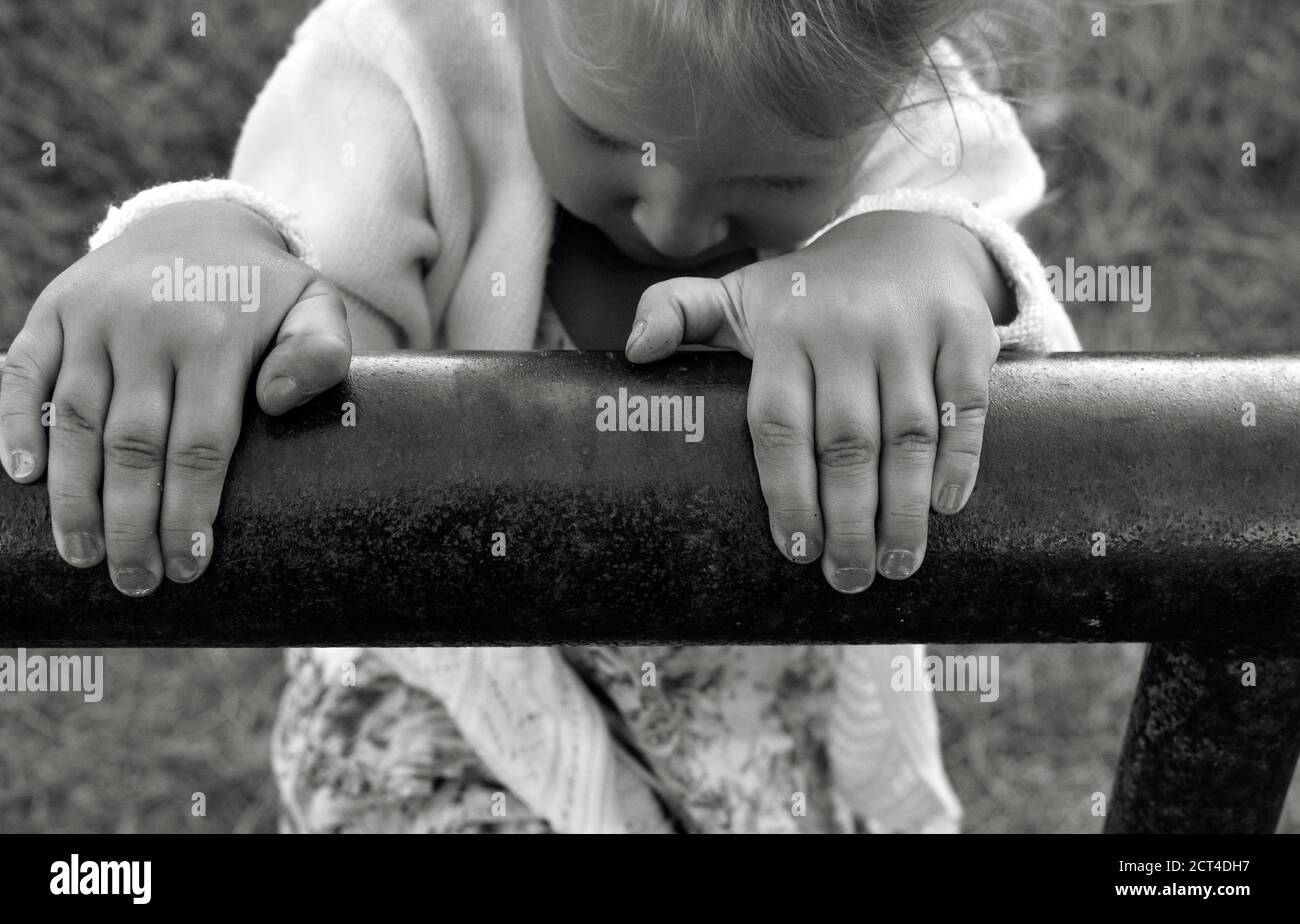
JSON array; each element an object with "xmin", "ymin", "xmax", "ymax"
[
  {"xmin": 228, "ymin": 3, "xmax": 442, "ymax": 351},
  {"xmin": 5, "ymin": 1, "xmax": 445, "ymax": 598}
]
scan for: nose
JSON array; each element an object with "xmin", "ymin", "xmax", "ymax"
[{"xmin": 630, "ymin": 173, "xmax": 728, "ymax": 260}]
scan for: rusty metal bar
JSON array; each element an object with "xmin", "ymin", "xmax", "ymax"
[
  {"xmin": 0, "ymin": 350, "xmax": 1298, "ymax": 648},
  {"xmin": 1105, "ymin": 643, "xmax": 1300, "ymax": 833}
]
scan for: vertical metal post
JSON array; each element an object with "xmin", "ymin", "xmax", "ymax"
[{"xmin": 1106, "ymin": 643, "xmax": 1300, "ymax": 833}]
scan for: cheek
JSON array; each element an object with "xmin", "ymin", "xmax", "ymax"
[
  {"xmin": 736, "ymin": 195, "xmax": 844, "ymax": 250},
  {"xmin": 522, "ymin": 96, "xmax": 624, "ymax": 220},
  {"xmin": 536, "ymin": 146, "xmax": 601, "ymax": 215}
]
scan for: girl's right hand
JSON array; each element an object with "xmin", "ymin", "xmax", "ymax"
[{"xmin": 0, "ymin": 199, "xmax": 352, "ymax": 596}]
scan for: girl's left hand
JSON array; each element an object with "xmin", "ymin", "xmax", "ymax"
[{"xmin": 624, "ymin": 210, "xmax": 1004, "ymax": 593}]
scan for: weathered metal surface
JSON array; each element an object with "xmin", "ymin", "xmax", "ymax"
[
  {"xmin": 1106, "ymin": 643, "xmax": 1300, "ymax": 834},
  {"xmin": 1, "ymin": 350, "xmax": 1298, "ymax": 648}
]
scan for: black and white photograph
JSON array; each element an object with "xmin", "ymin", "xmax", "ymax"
[{"xmin": 0, "ymin": 0, "xmax": 1296, "ymax": 902}]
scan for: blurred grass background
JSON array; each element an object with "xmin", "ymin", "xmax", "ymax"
[{"xmin": 2, "ymin": 0, "xmax": 1298, "ymax": 833}]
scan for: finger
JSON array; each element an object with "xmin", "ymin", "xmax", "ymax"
[
  {"xmin": 931, "ymin": 326, "xmax": 998, "ymax": 515},
  {"xmin": 256, "ymin": 280, "xmax": 352, "ymax": 416},
  {"xmin": 747, "ymin": 342, "xmax": 822, "ymax": 566},
  {"xmin": 101, "ymin": 358, "xmax": 173, "ymax": 596},
  {"xmin": 160, "ymin": 362, "xmax": 244, "ymax": 584},
  {"xmin": 0, "ymin": 319, "xmax": 63, "ymax": 483},
  {"xmin": 626, "ymin": 275, "xmax": 744, "ymax": 363},
  {"xmin": 875, "ymin": 359, "xmax": 940, "ymax": 581},
  {"xmin": 46, "ymin": 342, "xmax": 112, "ymax": 568},
  {"xmin": 814, "ymin": 365, "xmax": 881, "ymax": 594}
]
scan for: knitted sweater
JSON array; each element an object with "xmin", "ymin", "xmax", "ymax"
[{"xmin": 88, "ymin": 0, "xmax": 1081, "ymax": 833}]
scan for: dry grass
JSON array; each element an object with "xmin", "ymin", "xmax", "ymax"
[{"xmin": 1, "ymin": 0, "xmax": 1298, "ymax": 833}]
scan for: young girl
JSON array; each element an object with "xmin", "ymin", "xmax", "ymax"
[{"xmin": 1, "ymin": 0, "xmax": 1079, "ymax": 832}]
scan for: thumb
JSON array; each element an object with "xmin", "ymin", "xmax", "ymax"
[
  {"xmin": 255, "ymin": 280, "xmax": 353, "ymax": 415},
  {"xmin": 625, "ymin": 274, "xmax": 751, "ymax": 363}
]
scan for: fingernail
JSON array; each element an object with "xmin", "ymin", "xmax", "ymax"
[
  {"xmin": 832, "ymin": 567, "xmax": 874, "ymax": 593},
  {"xmin": 625, "ymin": 319, "xmax": 647, "ymax": 353},
  {"xmin": 113, "ymin": 566, "xmax": 158, "ymax": 597},
  {"xmin": 266, "ymin": 376, "xmax": 304, "ymax": 406},
  {"xmin": 938, "ymin": 483, "xmax": 962, "ymax": 514},
  {"xmin": 880, "ymin": 549, "xmax": 916, "ymax": 580},
  {"xmin": 168, "ymin": 556, "xmax": 200, "ymax": 583},
  {"xmin": 10, "ymin": 449, "xmax": 35, "ymax": 480},
  {"xmin": 61, "ymin": 531, "xmax": 103, "ymax": 567}
]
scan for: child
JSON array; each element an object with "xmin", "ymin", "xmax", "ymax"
[{"xmin": 0, "ymin": 0, "xmax": 1080, "ymax": 832}]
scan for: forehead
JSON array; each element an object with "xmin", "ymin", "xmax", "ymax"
[{"xmin": 523, "ymin": 0, "xmax": 867, "ymax": 172}]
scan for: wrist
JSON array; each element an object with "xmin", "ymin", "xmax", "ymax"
[
  {"xmin": 138, "ymin": 200, "xmax": 291, "ymax": 253},
  {"xmin": 940, "ymin": 219, "xmax": 1016, "ymax": 325},
  {"xmin": 89, "ymin": 178, "xmax": 319, "ymax": 269}
]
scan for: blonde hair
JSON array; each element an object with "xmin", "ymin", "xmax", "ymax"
[{"xmin": 545, "ymin": 0, "xmax": 1022, "ymax": 142}]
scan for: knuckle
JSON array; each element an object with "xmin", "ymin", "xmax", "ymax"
[
  {"xmin": 939, "ymin": 438, "xmax": 984, "ymax": 463},
  {"xmin": 48, "ymin": 484, "xmax": 99, "ymax": 508},
  {"xmin": 0, "ymin": 351, "xmax": 46, "ymax": 392},
  {"xmin": 815, "ymin": 434, "xmax": 878, "ymax": 470},
  {"xmin": 167, "ymin": 442, "xmax": 229, "ymax": 475},
  {"xmin": 769, "ymin": 504, "xmax": 821, "ymax": 525},
  {"xmin": 104, "ymin": 431, "xmax": 166, "ymax": 471},
  {"xmin": 826, "ymin": 525, "xmax": 878, "ymax": 545},
  {"xmin": 48, "ymin": 397, "xmax": 103, "ymax": 439},
  {"xmin": 160, "ymin": 519, "xmax": 205, "ymax": 538},
  {"xmin": 750, "ymin": 417, "xmax": 810, "ymax": 453},
  {"xmin": 825, "ymin": 523, "xmax": 877, "ymax": 545},
  {"xmin": 883, "ymin": 422, "xmax": 938, "ymax": 453},
  {"xmin": 104, "ymin": 520, "xmax": 156, "ymax": 545},
  {"xmin": 940, "ymin": 394, "xmax": 990, "ymax": 421},
  {"xmin": 0, "ymin": 406, "xmax": 34, "ymax": 427},
  {"xmin": 881, "ymin": 507, "xmax": 930, "ymax": 533},
  {"xmin": 160, "ymin": 526, "xmax": 207, "ymax": 552}
]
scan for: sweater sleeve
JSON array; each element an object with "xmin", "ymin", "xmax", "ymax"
[
  {"xmin": 86, "ymin": 5, "xmax": 442, "ymax": 351},
  {"xmin": 795, "ymin": 43, "xmax": 1080, "ymax": 353},
  {"xmin": 226, "ymin": 6, "xmax": 441, "ymax": 350}
]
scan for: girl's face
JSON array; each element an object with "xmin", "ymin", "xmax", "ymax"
[{"xmin": 519, "ymin": 2, "xmax": 873, "ymax": 269}]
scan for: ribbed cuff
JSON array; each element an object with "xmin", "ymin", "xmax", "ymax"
[
  {"xmin": 803, "ymin": 188, "xmax": 1058, "ymax": 352},
  {"xmin": 87, "ymin": 178, "xmax": 320, "ymax": 270}
]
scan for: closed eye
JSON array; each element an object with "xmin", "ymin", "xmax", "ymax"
[
  {"xmin": 749, "ymin": 176, "xmax": 812, "ymax": 194},
  {"xmin": 586, "ymin": 130, "xmax": 630, "ymax": 152},
  {"xmin": 722, "ymin": 175, "xmax": 814, "ymax": 196},
  {"xmin": 574, "ymin": 118, "xmax": 637, "ymax": 152}
]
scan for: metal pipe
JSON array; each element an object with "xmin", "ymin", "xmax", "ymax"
[
  {"xmin": 1105, "ymin": 643, "xmax": 1300, "ymax": 833},
  {"xmin": 1, "ymin": 350, "xmax": 1299, "ymax": 648}
]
